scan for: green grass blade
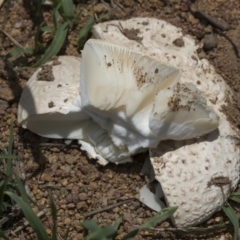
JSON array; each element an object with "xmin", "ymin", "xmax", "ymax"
[
  {"xmin": 5, "ymin": 191, "xmax": 50, "ymax": 240},
  {"xmin": 0, "ymin": 229, "xmax": 10, "ymax": 240},
  {"xmin": 5, "ymin": 47, "xmax": 34, "ymax": 59},
  {"xmin": 81, "ymin": 219, "xmax": 100, "ymax": 232},
  {"xmin": 78, "ymin": 16, "xmax": 95, "ymax": 48},
  {"xmin": 34, "ymin": 22, "xmax": 45, "ymax": 54},
  {"xmin": 140, "ymin": 206, "xmax": 178, "ymax": 229},
  {"xmin": 75, "ymin": 5, "xmax": 82, "ymax": 21},
  {"xmin": 232, "ymin": 192, "xmax": 240, "ymax": 197},
  {"xmin": 52, "ymin": 0, "xmax": 75, "ymax": 27},
  {"xmin": 49, "ymin": 191, "xmax": 58, "ymax": 240},
  {"xmin": 35, "ymin": 0, "xmax": 43, "ymax": 19},
  {"xmin": 61, "ymin": 0, "xmax": 74, "ymax": 17},
  {"xmin": 81, "ymin": 218, "xmax": 121, "ymax": 239},
  {"xmin": 63, "ymin": 226, "xmax": 71, "ymax": 240},
  {"xmin": 7, "ymin": 121, "xmax": 13, "ymax": 155},
  {"xmin": 41, "ymin": 26, "xmax": 54, "ymax": 33},
  {"xmin": 61, "ymin": 0, "xmax": 75, "ymax": 21},
  {"xmin": 97, "ymin": 13, "xmax": 109, "ymax": 22},
  {"xmin": 52, "ymin": 3, "xmax": 61, "ymax": 31},
  {"xmin": 85, "ymin": 225, "xmax": 117, "ymax": 239},
  {"xmin": 8, "ymin": 178, "xmax": 40, "ymax": 210},
  {"xmin": 52, "ymin": 0, "xmax": 61, "ymax": 7},
  {"xmin": 230, "ymin": 195, "xmax": 240, "ymax": 203},
  {"xmin": 230, "ymin": 192, "xmax": 240, "ymax": 202},
  {"xmin": 0, "ymin": 177, "xmax": 11, "ymax": 215},
  {"xmin": 121, "ymin": 229, "xmax": 138, "ymax": 240},
  {"xmin": 15, "ymin": 177, "xmax": 29, "ymax": 204},
  {"xmin": 31, "ymin": 22, "xmax": 69, "ymax": 68},
  {"xmin": 122, "ymin": 206, "xmax": 178, "ymax": 240},
  {"xmin": 0, "ymin": 154, "xmax": 17, "ymax": 159},
  {"xmin": 113, "ymin": 217, "xmax": 122, "ymax": 232},
  {"xmin": 6, "ymin": 121, "xmax": 14, "ymax": 178},
  {"xmin": 222, "ymin": 204, "xmax": 239, "ymax": 240}
]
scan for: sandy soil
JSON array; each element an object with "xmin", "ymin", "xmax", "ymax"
[{"xmin": 0, "ymin": 0, "xmax": 240, "ymax": 239}]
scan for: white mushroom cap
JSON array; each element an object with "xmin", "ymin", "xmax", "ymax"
[
  {"xmin": 92, "ymin": 18, "xmax": 240, "ymax": 226},
  {"xmin": 149, "ymin": 82, "xmax": 219, "ymax": 141},
  {"xmin": 81, "ymin": 39, "xmax": 218, "ymax": 154},
  {"xmin": 150, "ymin": 131, "xmax": 240, "ymax": 227},
  {"xmin": 92, "ymin": 18, "xmax": 199, "ymax": 70},
  {"xmin": 18, "ymin": 56, "xmax": 132, "ymax": 165},
  {"xmin": 18, "ymin": 56, "xmax": 88, "ymax": 139},
  {"xmin": 92, "ymin": 18, "xmax": 236, "ymax": 137}
]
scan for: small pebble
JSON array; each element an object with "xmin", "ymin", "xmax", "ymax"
[
  {"xmin": 181, "ymin": 3, "xmax": 189, "ymax": 12},
  {"xmin": 79, "ymin": 192, "xmax": 88, "ymax": 201},
  {"xmin": 76, "ymin": 201, "xmax": 87, "ymax": 210},
  {"xmin": 64, "ymin": 218, "xmax": 71, "ymax": 225},
  {"xmin": 14, "ymin": 22, "xmax": 22, "ymax": 28},
  {"xmin": 215, "ymin": 216, "xmax": 223, "ymax": 223},
  {"xmin": 203, "ymin": 33, "xmax": 218, "ymax": 51},
  {"xmin": 61, "ymin": 178, "xmax": 68, "ymax": 186},
  {"xmin": 67, "ymin": 203, "xmax": 75, "ymax": 209},
  {"xmin": 93, "ymin": 3, "xmax": 106, "ymax": 13},
  {"xmin": 0, "ymin": 100, "xmax": 9, "ymax": 113}
]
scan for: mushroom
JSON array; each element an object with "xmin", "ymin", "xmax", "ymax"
[
  {"xmin": 17, "ymin": 17, "xmax": 240, "ymax": 227},
  {"xmin": 80, "ymin": 39, "xmax": 219, "ymax": 155},
  {"xmin": 18, "ymin": 56, "xmax": 132, "ymax": 165},
  {"xmin": 92, "ymin": 18, "xmax": 240, "ymax": 226}
]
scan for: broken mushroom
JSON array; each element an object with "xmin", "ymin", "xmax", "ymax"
[
  {"xmin": 80, "ymin": 39, "xmax": 219, "ymax": 155},
  {"xmin": 92, "ymin": 17, "xmax": 240, "ymax": 227},
  {"xmin": 17, "ymin": 17, "xmax": 240, "ymax": 228}
]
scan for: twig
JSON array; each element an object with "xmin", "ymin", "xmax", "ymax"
[
  {"xmin": 134, "ymin": 221, "xmax": 232, "ymax": 235},
  {"xmin": 20, "ymin": 231, "xmax": 26, "ymax": 240},
  {"xmin": 0, "ymin": 145, "xmax": 8, "ymax": 154},
  {"xmin": 100, "ymin": 0, "xmax": 110, "ymax": 10},
  {"xmin": 57, "ymin": 233, "xmax": 64, "ymax": 240},
  {"xmin": 188, "ymin": 3, "xmax": 230, "ymax": 31},
  {"xmin": 0, "ymin": 207, "xmax": 21, "ymax": 226},
  {"xmin": 85, "ymin": 198, "xmax": 134, "ymax": 217},
  {"xmin": 0, "ymin": 169, "xmax": 7, "ymax": 177},
  {"xmin": 109, "ymin": 0, "xmax": 123, "ymax": 10},
  {"xmin": 0, "ymin": 28, "xmax": 24, "ymax": 48},
  {"xmin": 39, "ymin": 183, "xmax": 61, "ymax": 189},
  {"xmin": 12, "ymin": 209, "xmax": 47, "ymax": 235},
  {"xmin": 94, "ymin": 13, "xmax": 99, "ymax": 22},
  {"xmin": 23, "ymin": 142, "xmax": 79, "ymax": 148}
]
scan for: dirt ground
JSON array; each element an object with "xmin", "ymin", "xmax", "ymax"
[{"xmin": 0, "ymin": 0, "xmax": 240, "ymax": 239}]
